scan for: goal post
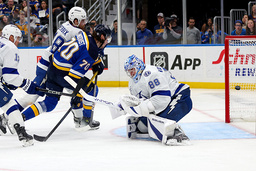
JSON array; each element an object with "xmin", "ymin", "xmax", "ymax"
[{"xmin": 225, "ymin": 35, "xmax": 256, "ymax": 123}]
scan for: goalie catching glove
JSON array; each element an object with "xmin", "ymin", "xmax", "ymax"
[{"xmin": 120, "ymin": 95, "xmax": 155, "ymax": 117}]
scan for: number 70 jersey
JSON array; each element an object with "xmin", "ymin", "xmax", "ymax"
[
  {"xmin": 128, "ymin": 65, "xmax": 181, "ymax": 114},
  {"xmin": 52, "ymin": 31, "xmax": 97, "ymax": 79}
]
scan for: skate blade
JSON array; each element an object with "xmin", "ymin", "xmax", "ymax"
[
  {"xmin": 165, "ymin": 139, "xmax": 191, "ymax": 146},
  {"xmin": 22, "ymin": 139, "xmax": 34, "ymax": 147},
  {"xmin": 75, "ymin": 125, "xmax": 91, "ymax": 132}
]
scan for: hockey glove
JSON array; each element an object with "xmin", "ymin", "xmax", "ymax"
[
  {"xmin": 92, "ymin": 59, "xmax": 104, "ymax": 75},
  {"xmin": 20, "ymin": 79, "xmax": 44, "ymax": 96},
  {"xmin": 33, "ymin": 66, "xmax": 47, "ymax": 86},
  {"xmin": 71, "ymin": 94, "xmax": 83, "ymax": 108}
]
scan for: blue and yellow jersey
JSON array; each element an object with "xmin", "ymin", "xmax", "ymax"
[{"xmin": 52, "ymin": 31, "xmax": 99, "ymax": 80}]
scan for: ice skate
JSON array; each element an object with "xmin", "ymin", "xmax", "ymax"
[
  {"xmin": 84, "ymin": 117, "xmax": 100, "ymax": 130},
  {"xmin": 166, "ymin": 126, "xmax": 191, "ymax": 146},
  {"xmin": 13, "ymin": 123, "xmax": 34, "ymax": 147},
  {"xmin": 74, "ymin": 117, "xmax": 90, "ymax": 131},
  {"xmin": 0, "ymin": 114, "xmax": 7, "ymax": 135}
]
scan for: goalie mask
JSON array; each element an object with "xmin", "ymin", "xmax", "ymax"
[{"xmin": 124, "ymin": 55, "xmax": 145, "ymax": 83}]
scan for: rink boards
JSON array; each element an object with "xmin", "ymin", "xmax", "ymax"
[{"xmin": 18, "ymin": 45, "xmax": 226, "ymax": 88}]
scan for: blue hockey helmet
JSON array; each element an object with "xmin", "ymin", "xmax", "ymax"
[
  {"xmin": 94, "ymin": 24, "xmax": 112, "ymax": 43},
  {"xmin": 124, "ymin": 55, "xmax": 145, "ymax": 83}
]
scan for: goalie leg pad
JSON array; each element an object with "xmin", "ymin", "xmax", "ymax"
[
  {"xmin": 126, "ymin": 116, "xmax": 150, "ymax": 139},
  {"xmin": 147, "ymin": 115, "xmax": 177, "ymax": 143},
  {"xmin": 126, "ymin": 116, "xmax": 139, "ymax": 139}
]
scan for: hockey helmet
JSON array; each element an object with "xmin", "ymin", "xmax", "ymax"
[
  {"xmin": 68, "ymin": 6, "xmax": 87, "ymax": 27},
  {"xmin": 2, "ymin": 24, "xmax": 22, "ymax": 43},
  {"xmin": 124, "ymin": 55, "xmax": 145, "ymax": 83},
  {"xmin": 94, "ymin": 24, "xmax": 112, "ymax": 43}
]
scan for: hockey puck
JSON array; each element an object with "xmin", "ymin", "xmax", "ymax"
[{"xmin": 235, "ymin": 86, "xmax": 241, "ymax": 90}]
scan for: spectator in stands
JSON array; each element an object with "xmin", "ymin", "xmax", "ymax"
[
  {"xmin": 206, "ymin": 17, "xmax": 213, "ymax": 37},
  {"xmin": 187, "ymin": 17, "xmax": 201, "ymax": 44},
  {"xmin": 29, "ymin": 0, "xmax": 39, "ymax": 16},
  {"xmin": 109, "ymin": 19, "xmax": 128, "ymax": 45},
  {"xmin": 130, "ymin": 20, "xmax": 141, "ymax": 45},
  {"xmin": 0, "ymin": 15, "xmax": 10, "ymax": 34},
  {"xmin": 62, "ymin": 0, "xmax": 75, "ymax": 17},
  {"xmin": 153, "ymin": 12, "xmax": 165, "ymax": 44},
  {"xmin": 246, "ymin": 19, "xmax": 256, "ymax": 35},
  {"xmin": 200, "ymin": 23, "xmax": 209, "ymax": 44},
  {"xmin": 15, "ymin": 10, "xmax": 32, "ymax": 45},
  {"xmin": 162, "ymin": 14, "xmax": 182, "ymax": 44},
  {"xmin": 242, "ymin": 14, "xmax": 248, "ymax": 30},
  {"xmin": 84, "ymin": 20, "xmax": 97, "ymax": 34},
  {"xmin": 249, "ymin": 4, "xmax": 256, "ymax": 22},
  {"xmin": 37, "ymin": 0, "xmax": 49, "ymax": 25},
  {"xmin": 210, "ymin": 24, "xmax": 228, "ymax": 44},
  {"xmin": 136, "ymin": 19, "xmax": 153, "ymax": 45},
  {"xmin": 20, "ymin": 0, "xmax": 27, "ymax": 12},
  {"xmin": 52, "ymin": 0, "xmax": 63, "ymax": 32},
  {"xmin": 0, "ymin": 0, "xmax": 6, "ymax": 14},
  {"xmin": 231, "ymin": 20, "xmax": 246, "ymax": 35},
  {"xmin": 32, "ymin": 27, "xmax": 49, "ymax": 47},
  {"xmin": 2, "ymin": 0, "xmax": 19, "ymax": 19}
]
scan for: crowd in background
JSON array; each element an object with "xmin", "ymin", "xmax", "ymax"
[
  {"xmin": 132, "ymin": 7, "xmax": 256, "ymax": 45},
  {"xmin": 0, "ymin": 0, "xmax": 256, "ymax": 47},
  {"xmin": 0, "ymin": 0, "xmax": 74, "ymax": 47}
]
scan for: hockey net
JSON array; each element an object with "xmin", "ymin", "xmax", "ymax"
[{"xmin": 225, "ymin": 36, "xmax": 256, "ymax": 123}]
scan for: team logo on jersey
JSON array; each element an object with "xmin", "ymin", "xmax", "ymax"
[
  {"xmin": 150, "ymin": 52, "xmax": 168, "ymax": 70},
  {"xmin": 144, "ymin": 71, "xmax": 151, "ymax": 77}
]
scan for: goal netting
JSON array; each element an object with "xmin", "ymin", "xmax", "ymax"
[{"xmin": 225, "ymin": 36, "xmax": 256, "ymax": 123}]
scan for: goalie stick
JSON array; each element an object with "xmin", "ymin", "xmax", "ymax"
[{"xmin": 33, "ymin": 72, "xmax": 98, "ymax": 142}]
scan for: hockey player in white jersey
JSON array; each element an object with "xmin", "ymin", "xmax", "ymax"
[
  {"xmin": 112, "ymin": 55, "xmax": 192, "ymax": 145},
  {"xmin": 14, "ymin": 7, "xmax": 100, "ymax": 129},
  {"xmin": 0, "ymin": 24, "xmax": 43, "ymax": 147}
]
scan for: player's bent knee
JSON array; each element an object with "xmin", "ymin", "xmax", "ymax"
[{"xmin": 44, "ymin": 96, "xmax": 59, "ymax": 112}]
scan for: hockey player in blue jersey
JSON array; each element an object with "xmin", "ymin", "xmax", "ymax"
[
  {"xmin": 21, "ymin": 24, "xmax": 111, "ymax": 131},
  {"xmin": 0, "ymin": 25, "xmax": 43, "ymax": 146},
  {"xmin": 14, "ymin": 7, "xmax": 102, "ymax": 128},
  {"xmin": 111, "ymin": 55, "xmax": 192, "ymax": 145}
]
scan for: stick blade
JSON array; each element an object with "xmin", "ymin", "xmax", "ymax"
[{"xmin": 33, "ymin": 134, "xmax": 47, "ymax": 142}]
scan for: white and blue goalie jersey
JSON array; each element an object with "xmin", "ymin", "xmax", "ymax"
[{"xmin": 129, "ymin": 65, "xmax": 189, "ymax": 114}]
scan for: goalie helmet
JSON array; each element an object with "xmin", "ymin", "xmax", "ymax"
[
  {"xmin": 2, "ymin": 24, "xmax": 22, "ymax": 43},
  {"xmin": 124, "ymin": 55, "xmax": 145, "ymax": 83},
  {"xmin": 68, "ymin": 6, "xmax": 87, "ymax": 27}
]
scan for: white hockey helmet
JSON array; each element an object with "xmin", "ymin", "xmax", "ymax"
[
  {"xmin": 68, "ymin": 6, "xmax": 87, "ymax": 27},
  {"xmin": 2, "ymin": 24, "xmax": 22, "ymax": 43}
]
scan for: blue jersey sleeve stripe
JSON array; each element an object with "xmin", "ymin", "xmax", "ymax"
[
  {"xmin": 2, "ymin": 67, "xmax": 19, "ymax": 75},
  {"xmin": 39, "ymin": 57, "xmax": 50, "ymax": 67},
  {"xmin": 152, "ymin": 90, "xmax": 171, "ymax": 97}
]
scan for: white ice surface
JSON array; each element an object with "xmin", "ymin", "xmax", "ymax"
[{"xmin": 0, "ymin": 88, "xmax": 256, "ymax": 171}]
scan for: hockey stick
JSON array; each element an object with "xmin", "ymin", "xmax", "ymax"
[
  {"xmin": 65, "ymin": 75, "xmax": 119, "ymax": 109},
  {"xmin": 36, "ymin": 87, "xmax": 73, "ymax": 97},
  {"xmin": 89, "ymin": 75, "xmax": 98, "ymax": 127},
  {"xmin": 33, "ymin": 72, "xmax": 98, "ymax": 142}
]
